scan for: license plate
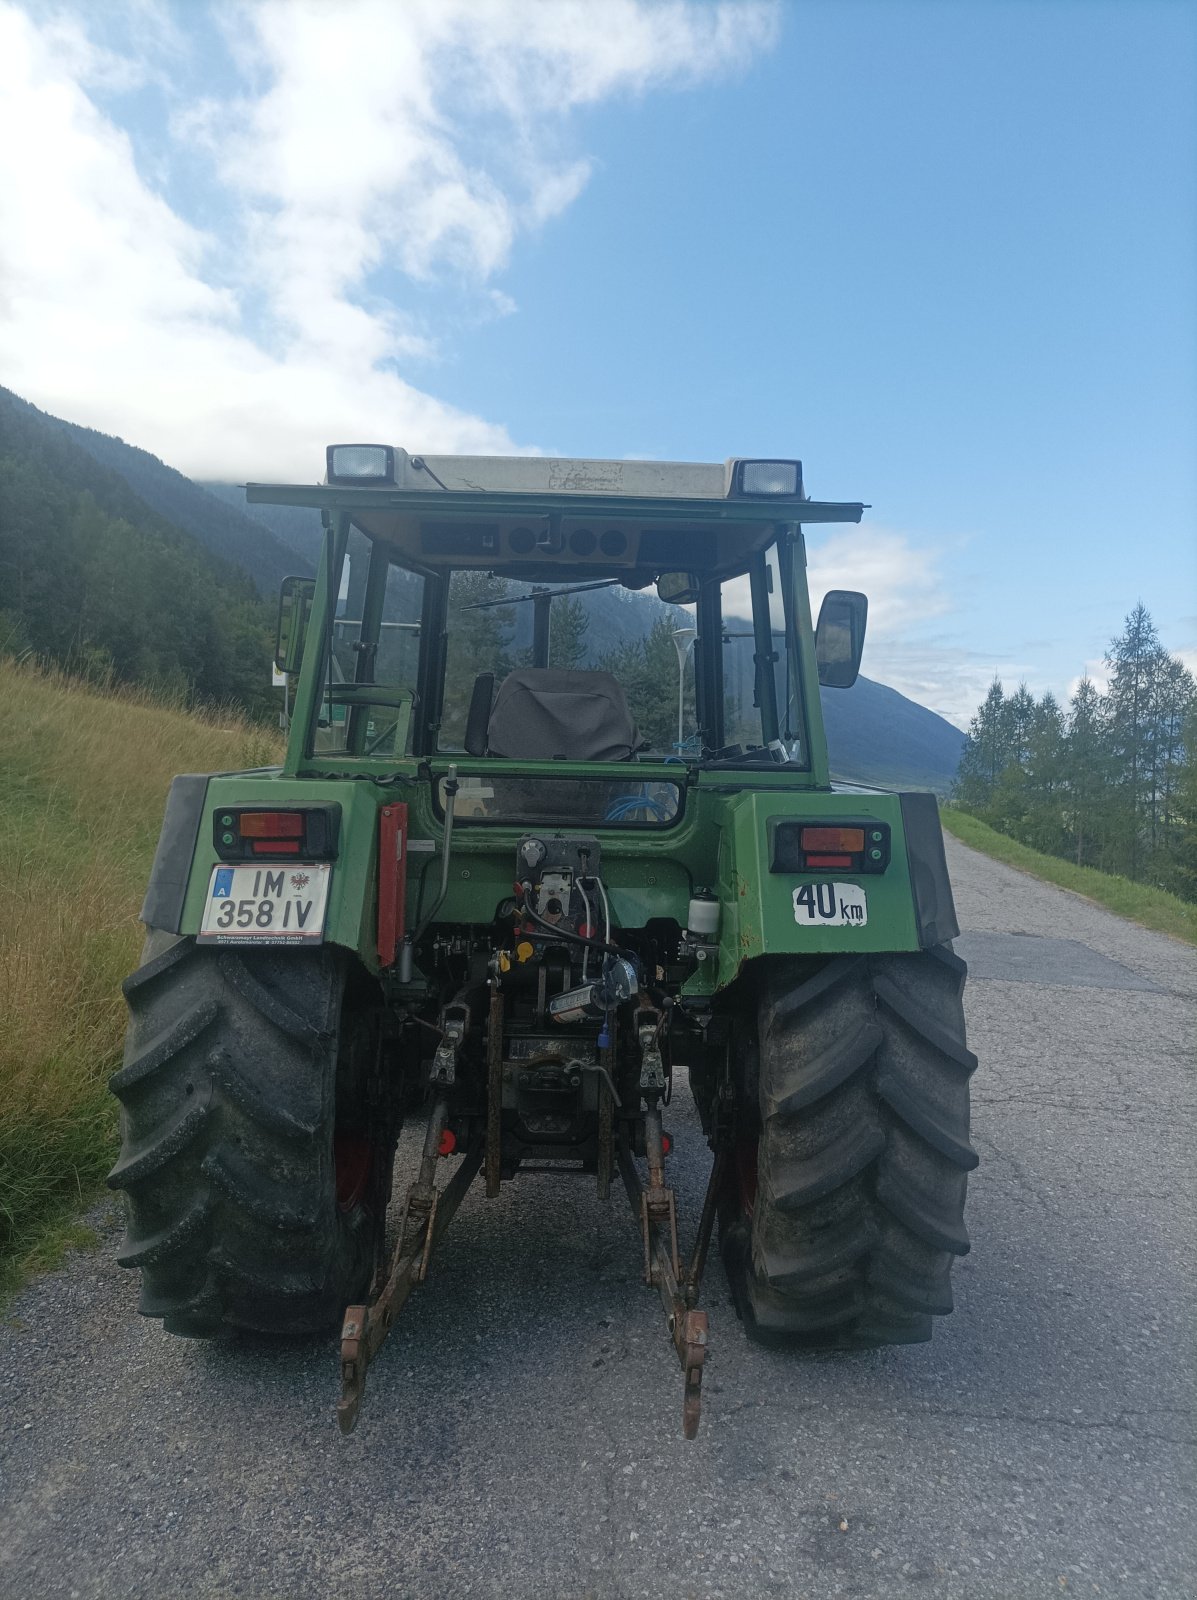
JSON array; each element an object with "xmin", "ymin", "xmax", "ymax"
[{"xmin": 197, "ymin": 863, "xmax": 331, "ymax": 945}]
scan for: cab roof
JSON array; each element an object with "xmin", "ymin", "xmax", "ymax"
[{"xmin": 245, "ymin": 448, "xmax": 866, "ymax": 580}]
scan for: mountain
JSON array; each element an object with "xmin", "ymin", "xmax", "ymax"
[
  {"xmin": 821, "ymin": 677, "xmax": 964, "ymax": 793},
  {"xmin": 0, "ymin": 393, "xmax": 310, "ymax": 597},
  {"xmin": 0, "ymin": 388, "xmax": 276, "ymax": 712},
  {"xmin": 201, "ymin": 482, "xmax": 324, "ymax": 570}
]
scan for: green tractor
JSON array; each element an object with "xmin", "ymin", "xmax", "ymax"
[{"xmin": 109, "ymin": 447, "xmax": 977, "ymax": 1436}]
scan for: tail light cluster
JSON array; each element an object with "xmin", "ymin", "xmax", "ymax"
[
  {"xmin": 770, "ymin": 819, "xmax": 890, "ymax": 875},
  {"xmin": 213, "ymin": 806, "xmax": 340, "ymax": 861}
]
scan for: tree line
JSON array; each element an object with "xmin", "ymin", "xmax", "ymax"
[{"xmin": 955, "ymin": 604, "xmax": 1196, "ymax": 901}]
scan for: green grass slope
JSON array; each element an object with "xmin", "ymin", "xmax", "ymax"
[
  {"xmin": 0, "ymin": 659, "xmax": 280, "ymax": 1293},
  {"xmin": 942, "ymin": 806, "xmax": 1196, "ymax": 946}
]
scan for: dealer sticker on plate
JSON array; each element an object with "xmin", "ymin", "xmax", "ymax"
[
  {"xmin": 792, "ymin": 881, "xmax": 868, "ymax": 928},
  {"xmin": 197, "ymin": 863, "xmax": 331, "ymax": 945}
]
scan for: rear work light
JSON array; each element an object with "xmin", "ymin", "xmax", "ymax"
[
  {"xmin": 326, "ymin": 443, "xmax": 396, "ymax": 484},
  {"xmin": 213, "ymin": 805, "xmax": 341, "ymax": 862},
  {"xmin": 769, "ymin": 818, "xmax": 890, "ymax": 875},
  {"xmin": 729, "ymin": 458, "xmax": 804, "ymax": 498}
]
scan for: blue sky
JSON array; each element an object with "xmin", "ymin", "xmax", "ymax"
[{"xmin": 1, "ymin": 0, "xmax": 1193, "ymax": 725}]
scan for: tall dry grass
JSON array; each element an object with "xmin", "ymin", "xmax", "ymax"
[{"xmin": 0, "ymin": 657, "xmax": 282, "ymax": 1285}]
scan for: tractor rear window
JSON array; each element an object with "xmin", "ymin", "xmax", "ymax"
[
  {"xmin": 437, "ymin": 776, "xmax": 682, "ymax": 827},
  {"xmin": 439, "ymin": 571, "xmax": 698, "ymax": 758}
]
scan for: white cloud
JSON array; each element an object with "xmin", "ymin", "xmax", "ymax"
[
  {"xmin": 807, "ymin": 526, "xmax": 1005, "ymax": 727},
  {"xmin": 806, "ymin": 525, "xmax": 950, "ymax": 640},
  {"xmin": 0, "ymin": 0, "xmax": 777, "ymax": 479}
]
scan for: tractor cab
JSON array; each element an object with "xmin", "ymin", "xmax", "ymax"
[{"xmin": 263, "ymin": 446, "xmax": 869, "ymax": 815}]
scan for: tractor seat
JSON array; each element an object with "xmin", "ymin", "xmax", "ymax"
[{"xmin": 484, "ymin": 669, "xmax": 642, "ymax": 762}]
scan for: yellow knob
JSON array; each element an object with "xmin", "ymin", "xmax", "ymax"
[{"xmin": 516, "ymin": 941, "xmax": 535, "ymax": 964}]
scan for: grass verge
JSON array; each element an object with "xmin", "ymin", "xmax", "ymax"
[
  {"xmin": 0, "ymin": 657, "xmax": 281, "ymax": 1298},
  {"xmin": 940, "ymin": 806, "xmax": 1196, "ymax": 947}
]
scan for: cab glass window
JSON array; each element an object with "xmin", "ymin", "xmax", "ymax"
[
  {"xmin": 311, "ymin": 535, "xmax": 424, "ymax": 758},
  {"xmin": 715, "ymin": 539, "xmax": 808, "ymax": 766},
  {"xmin": 437, "ymin": 572, "xmax": 697, "ymax": 757}
]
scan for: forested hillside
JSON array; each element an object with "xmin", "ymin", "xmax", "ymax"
[
  {"xmin": 955, "ymin": 605, "xmax": 1196, "ymax": 900},
  {"xmin": 0, "ymin": 391, "xmax": 307, "ymax": 597},
  {"xmin": 0, "ymin": 389, "xmax": 276, "ymax": 714},
  {"xmin": 203, "ymin": 481, "xmax": 324, "ymax": 569}
]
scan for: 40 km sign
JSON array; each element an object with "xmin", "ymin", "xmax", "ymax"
[{"xmin": 792, "ymin": 881, "xmax": 868, "ymax": 928}]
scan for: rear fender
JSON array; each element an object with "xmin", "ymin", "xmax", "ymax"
[
  {"xmin": 167, "ymin": 774, "xmax": 386, "ymax": 962},
  {"xmin": 700, "ymin": 790, "xmax": 957, "ymax": 994}
]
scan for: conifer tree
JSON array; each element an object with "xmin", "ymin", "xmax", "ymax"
[
  {"xmin": 1172, "ymin": 701, "xmax": 1197, "ymax": 898},
  {"xmin": 1104, "ymin": 604, "xmax": 1166, "ymax": 879},
  {"xmin": 1021, "ymin": 691, "xmax": 1068, "ymax": 854},
  {"xmin": 956, "ymin": 678, "xmax": 1011, "ymax": 807},
  {"xmin": 440, "ymin": 572, "xmax": 517, "ymax": 745},
  {"xmin": 1065, "ymin": 676, "xmax": 1107, "ymax": 868},
  {"xmin": 548, "ymin": 594, "xmax": 589, "ymax": 671}
]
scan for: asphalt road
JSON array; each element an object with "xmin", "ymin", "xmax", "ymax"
[{"xmin": 2, "ymin": 837, "xmax": 1194, "ymax": 1600}]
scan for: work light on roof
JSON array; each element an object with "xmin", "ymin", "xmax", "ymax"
[
  {"xmin": 326, "ymin": 444, "xmax": 396, "ymax": 485},
  {"xmin": 731, "ymin": 459, "xmax": 803, "ymax": 498}
]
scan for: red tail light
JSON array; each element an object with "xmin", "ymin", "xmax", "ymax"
[
  {"xmin": 769, "ymin": 819, "xmax": 891, "ymax": 876},
  {"xmin": 213, "ymin": 805, "xmax": 340, "ymax": 862},
  {"xmin": 800, "ymin": 827, "xmax": 865, "ymax": 853},
  {"xmin": 239, "ymin": 811, "xmax": 304, "ymax": 838}
]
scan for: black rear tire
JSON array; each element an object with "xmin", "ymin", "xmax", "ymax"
[
  {"xmin": 721, "ymin": 945, "xmax": 978, "ymax": 1346},
  {"xmin": 108, "ymin": 932, "xmax": 390, "ymax": 1337}
]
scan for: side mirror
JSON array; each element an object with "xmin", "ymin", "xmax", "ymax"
[
  {"xmin": 275, "ymin": 575, "xmax": 315, "ymax": 674},
  {"xmin": 815, "ymin": 589, "xmax": 867, "ymax": 688},
  {"xmin": 656, "ymin": 571, "xmax": 701, "ymax": 606}
]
